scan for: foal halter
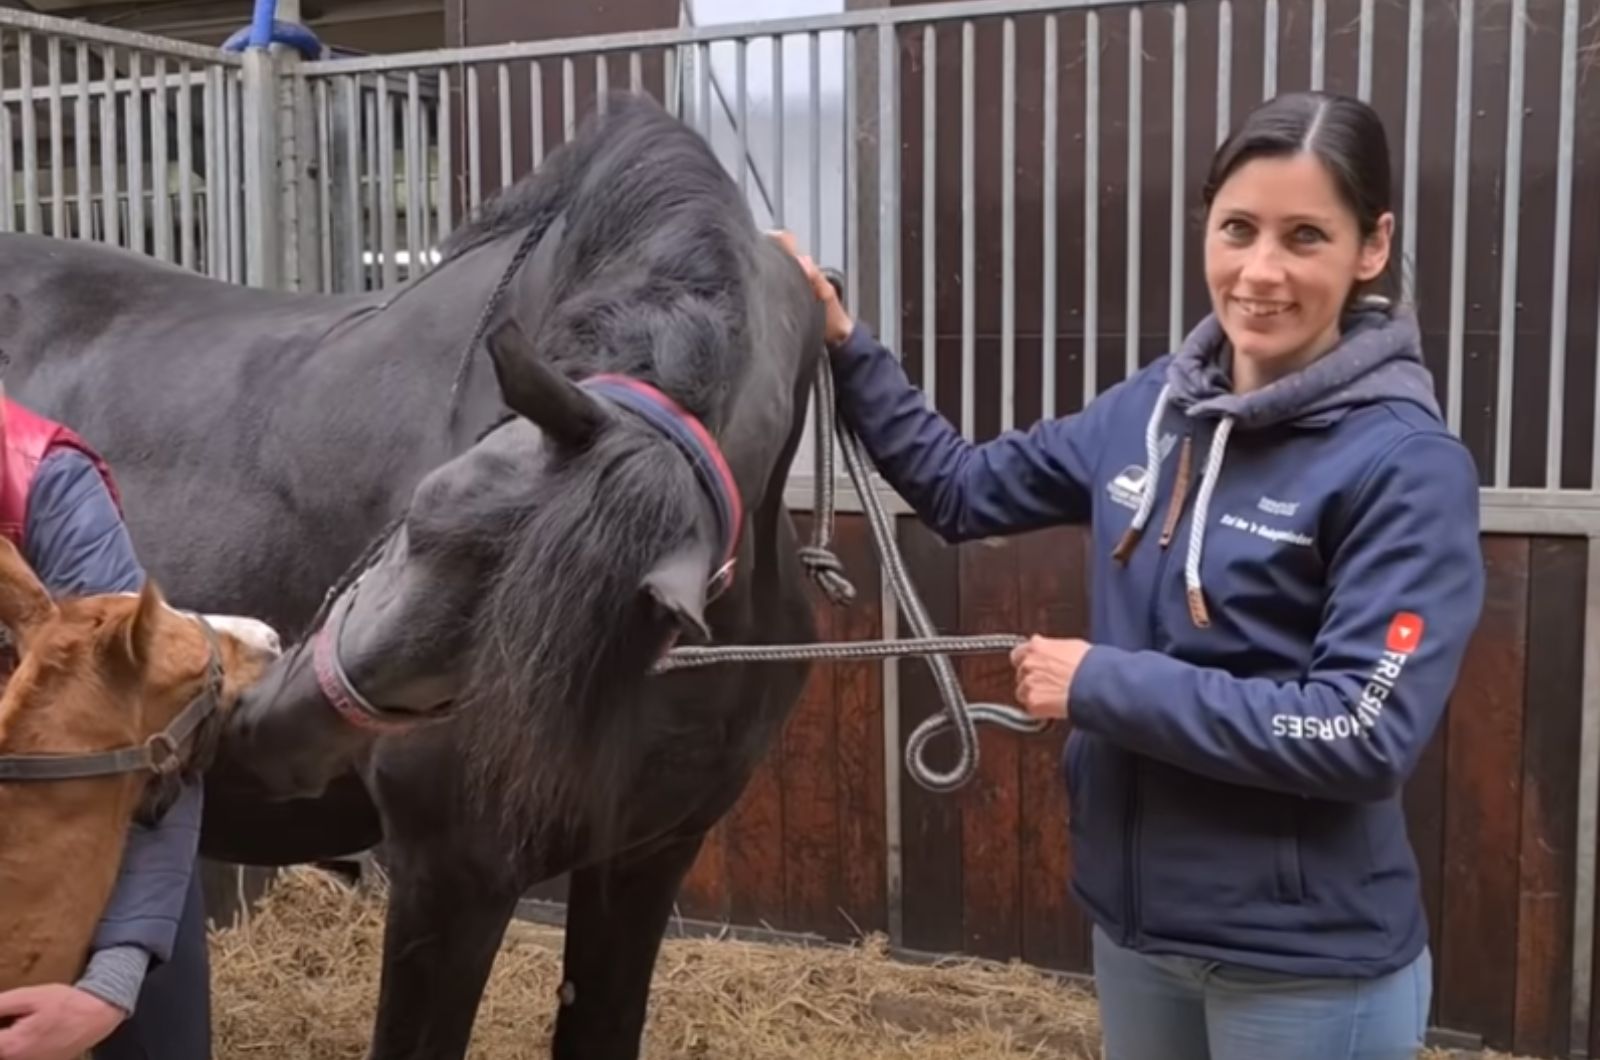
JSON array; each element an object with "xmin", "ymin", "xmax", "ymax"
[{"xmin": 0, "ymin": 616, "xmax": 225, "ymax": 781}]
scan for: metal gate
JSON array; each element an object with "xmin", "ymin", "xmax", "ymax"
[{"xmin": 0, "ymin": 10, "xmax": 245, "ymax": 279}]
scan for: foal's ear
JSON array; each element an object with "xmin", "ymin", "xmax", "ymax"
[
  {"xmin": 0, "ymin": 535, "xmax": 56, "ymax": 650},
  {"xmin": 106, "ymin": 580, "xmax": 163, "ymax": 674},
  {"xmin": 640, "ymin": 545, "xmax": 713, "ymax": 646},
  {"xmin": 486, "ymin": 320, "xmax": 607, "ymax": 450}
]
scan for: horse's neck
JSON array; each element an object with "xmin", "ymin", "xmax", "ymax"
[{"xmin": 321, "ymin": 234, "xmax": 529, "ymax": 444}]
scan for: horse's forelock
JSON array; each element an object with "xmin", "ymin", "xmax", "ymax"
[{"xmin": 453, "ymin": 423, "xmax": 705, "ymax": 851}]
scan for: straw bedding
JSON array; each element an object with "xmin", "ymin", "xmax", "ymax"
[{"xmin": 208, "ymin": 866, "xmax": 1519, "ymax": 1060}]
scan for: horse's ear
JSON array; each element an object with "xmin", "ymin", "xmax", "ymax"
[
  {"xmin": 106, "ymin": 580, "xmax": 163, "ymax": 674},
  {"xmin": 0, "ymin": 535, "xmax": 56, "ymax": 651},
  {"xmin": 486, "ymin": 320, "xmax": 606, "ymax": 450},
  {"xmin": 640, "ymin": 545, "xmax": 712, "ymax": 646}
]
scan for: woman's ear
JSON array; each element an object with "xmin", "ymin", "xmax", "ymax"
[{"xmin": 1357, "ymin": 211, "xmax": 1395, "ymax": 284}]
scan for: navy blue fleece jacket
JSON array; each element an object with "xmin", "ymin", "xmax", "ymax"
[{"xmin": 828, "ymin": 302, "xmax": 1485, "ymax": 978}]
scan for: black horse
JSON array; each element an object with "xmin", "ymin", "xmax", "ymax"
[{"xmin": 0, "ymin": 93, "xmax": 826, "ymax": 1058}]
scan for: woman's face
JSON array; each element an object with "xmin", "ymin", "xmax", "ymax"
[{"xmin": 1204, "ymin": 151, "xmax": 1392, "ymax": 389}]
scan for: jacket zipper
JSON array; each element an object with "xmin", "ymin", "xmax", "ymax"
[{"xmin": 1123, "ymin": 422, "xmax": 1200, "ymax": 946}]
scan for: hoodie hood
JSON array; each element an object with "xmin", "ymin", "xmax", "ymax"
[
  {"xmin": 1115, "ymin": 300, "xmax": 1443, "ymax": 629},
  {"xmin": 1164, "ymin": 299, "xmax": 1442, "ymax": 429}
]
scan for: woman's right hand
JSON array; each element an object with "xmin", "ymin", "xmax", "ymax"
[{"xmin": 770, "ymin": 230, "xmax": 856, "ymax": 347}]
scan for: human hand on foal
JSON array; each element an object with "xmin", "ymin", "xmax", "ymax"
[
  {"xmin": 0, "ymin": 984, "xmax": 124, "ymax": 1060},
  {"xmin": 1009, "ymin": 636, "xmax": 1092, "ymax": 720},
  {"xmin": 767, "ymin": 230, "xmax": 856, "ymax": 347}
]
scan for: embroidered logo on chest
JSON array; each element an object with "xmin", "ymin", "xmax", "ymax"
[
  {"xmin": 1218, "ymin": 493, "xmax": 1314, "ymax": 549},
  {"xmin": 1104, "ymin": 433, "xmax": 1177, "ymax": 512}
]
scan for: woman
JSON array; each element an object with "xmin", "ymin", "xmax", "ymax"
[
  {"xmin": 0, "ymin": 393, "xmax": 211, "ymax": 1060},
  {"xmin": 779, "ymin": 90, "xmax": 1483, "ymax": 1059}
]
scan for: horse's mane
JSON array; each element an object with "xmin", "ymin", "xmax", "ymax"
[
  {"xmin": 445, "ymin": 92, "xmax": 767, "ymax": 854},
  {"xmin": 446, "ymin": 92, "xmax": 756, "ymax": 426}
]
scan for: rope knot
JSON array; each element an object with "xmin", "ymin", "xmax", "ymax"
[{"xmin": 798, "ymin": 545, "xmax": 857, "ymax": 605}]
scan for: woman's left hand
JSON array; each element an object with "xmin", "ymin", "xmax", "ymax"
[
  {"xmin": 1009, "ymin": 636, "xmax": 1092, "ymax": 720},
  {"xmin": 0, "ymin": 984, "xmax": 125, "ymax": 1060}
]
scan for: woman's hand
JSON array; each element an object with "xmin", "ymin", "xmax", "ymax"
[
  {"xmin": 0, "ymin": 984, "xmax": 126, "ymax": 1060},
  {"xmin": 769, "ymin": 230, "xmax": 856, "ymax": 347},
  {"xmin": 1009, "ymin": 636, "xmax": 1092, "ymax": 720}
]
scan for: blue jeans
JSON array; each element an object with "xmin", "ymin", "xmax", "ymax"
[{"xmin": 1092, "ymin": 926, "xmax": 1431, "ymax": 1060}]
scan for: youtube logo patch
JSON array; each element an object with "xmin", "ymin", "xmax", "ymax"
[{"xmin": 1386, "ymin": 612, "xmax": 1424, "ymax": 655}]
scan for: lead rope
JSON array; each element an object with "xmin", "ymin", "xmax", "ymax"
[{"xmin": 658, "ymin": 317, "xmax": 1050, "ymax": 793}]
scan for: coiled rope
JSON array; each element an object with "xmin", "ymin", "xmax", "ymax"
[{"xmin": 658, "ymin": 299, "xmax": 1050, "ymax": 793}]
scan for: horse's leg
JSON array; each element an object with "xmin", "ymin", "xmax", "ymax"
[
  {"xmin": 551, "ymin": 832, "xmax": 706, "ymax": 1060},
  {"xmin": 364, "ymin": 844, "xmax": 520, "ymax": 1060}
]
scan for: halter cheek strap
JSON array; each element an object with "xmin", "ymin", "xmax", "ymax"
[{"xmin": 579, "ymin": 375, "xmax": 743, "ymax": 593}]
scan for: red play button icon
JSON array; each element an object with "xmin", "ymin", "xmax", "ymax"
[{"xmin": 1386, "ymin": 612, "xmax": 1424, "ymax": 654}]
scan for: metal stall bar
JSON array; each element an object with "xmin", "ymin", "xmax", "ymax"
[
  {"xmin": 1001, "ymin": 16, "xmax": 1016, "ymax": 432},
  {"xmin": 179, "ymin": 61, "xmax": 196, "ymax": 269},
  {"xmin": 960, "ymin": 19, "xmax": 974, "ymax": 437},
  {"xmin": 1084, "ymin": 9, "xmax": 1099, "ymax": 399},
  {"xmin": 47, "ymin": 37, "xmax": 63, "ymax": 239},
  {"xmin": 21, "ymin": 32, "xmax": 38, "ymax": 235},
  {"xmin": 1041, "ymin": 14, "xmax": 1057, "ymax": 418},
  {"xmin": 923, "ymin": 23, "xmax": 937, "ymax": 408},
  {"xmin": 1494, "ymin": 0, "xmax": 1526, "ymax": 488},
  {"xmin": 126, "ymin": 50, "xmax": 144, "ymax": 256},
  {"xmin": 1169, "ymin": 2, "xmax": 1186, "ymax": 350},
  {"xmin": 99, "ymin": 45, "xmax": 119, "ymax": 248},
  {"xmin": 1548, "ymin": 0, "xmax": 1576, "ymax": 490},
  {"xmin": 1125, "ymin": 7, "xmax": 1141, "ymax": 378},
  {"xmin": 1310, "ymin": 0, "xmax": 1325, "ymax": 92},
  {"xmin": 74, "ymin": 44, "xmax": 89, "ymax": 242},
  {"xmin": 1216, "ymin": 0, "xmax": 1231, "ymax": 144},
  {"xmin": 153, "ymin": 58, "xmax": 171, "ymax": 261},
  {"xmin": 1447, "ymin": 0, "xmax": 1474, "ymax": 435}
]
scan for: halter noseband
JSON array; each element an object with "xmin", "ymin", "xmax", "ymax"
[{"xmin": 310, "ymin": 570, "xmax": 447, "ymax": 733}]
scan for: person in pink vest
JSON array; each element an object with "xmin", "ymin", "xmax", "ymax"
[{"xmin": 0, "ymin": 396, "xmax": 210, "ymax": 1060}]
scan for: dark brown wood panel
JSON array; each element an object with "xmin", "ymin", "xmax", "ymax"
[
  {"xmin": 832, "ymin": 515, "xmax": 889, "ymax": 938},
  {"xmin": 1513, "ymin": 536, "xmax": 1587, "ymax": 1056},
  {"xmin": 675, "ymin": 814, "xmax": 730, "ymax": 922},
  {"xmin": 956, "ymin": 535, "xmax": 1024, "ymax": 961},
  {"xmin": 1437, "ymin": 535, "xmax": 1531, "ymax": 1045},
  {"xmin": 1401, "ymin": 697, "xmax": 1448, "ymax": 1028},
  {"xmin": 723, "ymin": 732, "xmax": 786, "ymax": 928},
  {"xmin": 778, "ymin": 516, "xmax": 845, "ymax": 938},
  {"xmin": 1015, "ymin": 525, "xmax": 1092, "ymax": 973},
  {"xmin": 895, "ymin": 516, "xmax": 966, "ymax": 954}
]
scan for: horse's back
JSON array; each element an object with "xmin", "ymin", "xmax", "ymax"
[{"xmin": 0, "ymin": 234, "xmax": 399, "ymax": 622}]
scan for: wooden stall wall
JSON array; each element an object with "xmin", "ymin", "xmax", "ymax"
[{"xmin": 671, "ymin": 518, "xmax": 1591, "ymax": 1058}]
